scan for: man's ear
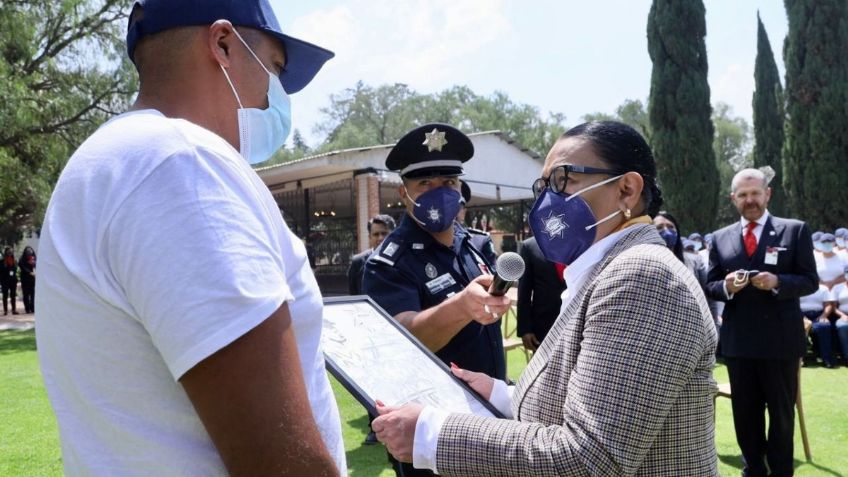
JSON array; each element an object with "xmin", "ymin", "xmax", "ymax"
[{"xmin": 208, "ymin": 20, "xmax": 237, "ymax": 68}]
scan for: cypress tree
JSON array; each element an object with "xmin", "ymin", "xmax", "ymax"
[
  {"xmin": 783, "ymin": 0, "xmax": 848, "ymax": 229},
  {"xmin": 647, "ymin": 0, "xmax": 719, "ymax": 232},
  {"xmin": 752, "ymin": 13, "xmax": 785, "ymax": 215}
]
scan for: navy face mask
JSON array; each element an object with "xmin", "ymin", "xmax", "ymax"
[
  {"xmin": 406, "ymin": 186, "xmax": 463, "ymax": 233},
  {"xmin": 659, "ymin": 229, "xmax": 678, "ymax": 249},
  {"xmin": 528, "ymin": 174, "xmax": 623, "ymax": 265}
]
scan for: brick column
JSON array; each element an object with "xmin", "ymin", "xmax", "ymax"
[{"xmin": 355, "ymin": 172, "xmax": 381, "ymax": 252}]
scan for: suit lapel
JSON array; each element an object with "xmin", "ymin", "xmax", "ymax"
[{"xmin": 729, "ymin": 222, "xmax": 744, "ymax": 262}]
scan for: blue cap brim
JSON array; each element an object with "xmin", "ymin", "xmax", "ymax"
[{"xmin": 268, "ymin": 30, "xmax": 334, "ymax": 94}]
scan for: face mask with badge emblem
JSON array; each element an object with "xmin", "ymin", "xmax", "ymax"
[
  {"xmin": 528, "ymin": 174, "xmax": 623, "ymax": 265},
  {"xmin": 405, "ymin": 186, "xmax": 463, "ymax": 233}
]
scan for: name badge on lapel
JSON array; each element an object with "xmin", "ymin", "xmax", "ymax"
[{"xmin": 765, "ymin": 246, "xmax": 785, "ymax": 265}]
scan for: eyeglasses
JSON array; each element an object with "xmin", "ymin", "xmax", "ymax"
[{"xmin": 531, "ymin": 164, "xmax": 625, "ymax": 199}]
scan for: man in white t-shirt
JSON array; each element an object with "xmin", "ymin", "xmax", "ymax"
[{"xmin": 35, "ymin": 1, "xmax": 345, "ymax": 475}]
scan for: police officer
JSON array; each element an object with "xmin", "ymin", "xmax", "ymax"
[
  {"xmin": 458, "ymin": 179, "xmax": 498, "ymax": 264},
  {"xmin": 362, "ymin": 123, "xmax": 510, "ymax": 476}
]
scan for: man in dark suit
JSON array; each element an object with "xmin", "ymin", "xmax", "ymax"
[
  {"xmin": 706, "ymin": 168, "xmax": 818, "ymax": 477},
  {"xmin": 347, "ymin": 214, "xmax": 396, "ymax": 295},
  {"xmin": 517, "ymin": 236, "xmax": 566, "ymax": 351}
]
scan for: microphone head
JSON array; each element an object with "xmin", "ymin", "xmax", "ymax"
[{"xmin": 496, "ymin": 252, "xmax": 525, "ymax": 281}]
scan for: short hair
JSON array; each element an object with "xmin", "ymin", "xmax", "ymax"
[
  {"xmin": 367, "ymin": 214, "xmax": 396, "ymax": 233},
  {"xmin": 731, "ymin": 168, "xmax": 768, "ymax": 193},
  {"xmin": 561, "ymin": 121, "xmax": 663, "ymax": 217}
]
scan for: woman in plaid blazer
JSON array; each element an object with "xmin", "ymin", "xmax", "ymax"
[{"xmin": 374, "ymin": 121, "xmax": 719, "ymax": 476}]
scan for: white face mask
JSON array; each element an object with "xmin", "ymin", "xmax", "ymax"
[{"xmin": 220, "ymin": 29, "xmax": 292, "ymax": 164}]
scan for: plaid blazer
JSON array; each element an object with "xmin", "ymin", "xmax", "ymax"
[{"xmin": 435, "ymin": 224, "xmax": 719, "ymax": 476}]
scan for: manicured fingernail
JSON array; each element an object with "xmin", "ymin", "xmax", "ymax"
[{"xmin": 376, "ymin": 399, "xmax": 385, "ymax": 407}]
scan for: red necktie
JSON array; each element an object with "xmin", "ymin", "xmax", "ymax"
[
  {"xmin": 554, "ymin": 263, "xmax": 566, "ymax": 283},
  {"xmin": 744, "ymin": 222, "xmax": 758, "ymax": 257}
]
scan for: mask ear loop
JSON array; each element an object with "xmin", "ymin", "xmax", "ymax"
[
  {"xmin": 402, "ymin": 186, "xmax": 422, "ymax": 208},
  {"xmin": 565, "ymin": 173, "xmax": 625, "ymax": 202},
  {"xmin": 585, "ymin": 210, "xmax": 622, "ymax": 231},
  {"xmin": 220, "ymin": 65, "xmax": 244, "ymax": 109}
]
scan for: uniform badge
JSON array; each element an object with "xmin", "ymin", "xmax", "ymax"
[
  {"xmin": 383, "ymin": 242, "xmax": 399, "ymax": 257},
  {"xmin": 425, "ymin": 262, "xmax": 438, "ymax": 279},
  {"xmin": 427, "ymin": 206, "xmax": 442, "ymax": 223},
  {"xmin": 422, "ymin": 128, "xmax": 448, "ymax": 152},
  {"xmin": 543, "ymin": 211, "xmax": 568, "ymax": 239}
]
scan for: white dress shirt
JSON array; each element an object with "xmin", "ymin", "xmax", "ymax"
[{"xmin": 412, "ymin": 225, "xmax": 635, "ymax": 473}]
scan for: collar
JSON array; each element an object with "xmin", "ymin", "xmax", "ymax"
[
  {"xmin": 740, "ymin": 209, "xmax": 770, "ymax": 229},
  {"xmin": 564, "ymin": 226, "xmax": 633, "ymax": 291}
]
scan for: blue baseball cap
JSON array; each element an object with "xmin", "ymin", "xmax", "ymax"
[
  {"xmin": 126, "ymin": 0, "xmax": 334, "ymax": 94},
  {"xmin": 835, "ymin": 228, "xmax": 848, "ymax": 237}
]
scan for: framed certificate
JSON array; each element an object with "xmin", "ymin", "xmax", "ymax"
[{"xmin": 322, "ymin": 296, "xmax": 504, "ymax": 418}]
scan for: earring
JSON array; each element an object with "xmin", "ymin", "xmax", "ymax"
[{"xmin": 624, "ymin": 208, "xmax": 632, "ymax": 219}]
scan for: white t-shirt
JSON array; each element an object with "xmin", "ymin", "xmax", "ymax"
[
  {"xmin": 35, "ymin": 110, "xmax": 346, "ymax": 475},
  {"xmin": 831, "ymin": 283, "xmax": 848, "ymax": 314},
  {"xmin": 815, "ymin": 252, "xmax": 845, "ymax": 283},
  {"xmin": 799, "ymin": 284, "xmax": 832, "ymax": 312}
]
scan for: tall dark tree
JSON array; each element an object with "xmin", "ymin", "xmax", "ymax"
[
  {"xmin": 752, "ymin": 12, "xmax": 785, "ymax": 215},
  {"xmin": 0, "ymin": 1, "xmax": 135, "ymax": 243},
  {"xmin": 647, "ymin": 0, "xmax": 719, "ymax": 232},
  {"xmin": 783, "ymin": 0, "xmax": 848, "ymax": 229}
]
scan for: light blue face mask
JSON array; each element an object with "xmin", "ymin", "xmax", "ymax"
[{"xmin": 220, "ymin": 30, "xmax": 292, "ymax": 165}]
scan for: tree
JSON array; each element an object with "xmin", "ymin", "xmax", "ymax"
[
  {"xmin": 0, "ymin": 0, "xmax": 135, "ymax": 243},
  {"xmin": 783, "ymin": 0, "xmax": 848, "ymax": 230},
  {"xmin": 712, "ymin": 103, "xmax": 753, "ymax": 227},
  {"xmin": 583, "ymin": 99, "xmax": 651, "ymax": 142},
  {"xmin": 647, "ymin": 0, "xmax": 719, "ymax": 232},
  {"xmin": 752, "ymin": 12, "xmax": 786, "ymax": 216},
  {"xmin": 312, "ymin": 83, "xmax": 566, "ymax": 158}
]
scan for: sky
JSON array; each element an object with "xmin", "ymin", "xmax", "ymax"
[{"xmin": 270, "ymin": 0, "xmax": 789, "ymax": 147}]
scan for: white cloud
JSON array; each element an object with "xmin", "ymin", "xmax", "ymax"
[
  {"xmin": 289, "ymin": 0, "xmax": 511, "ymax": 88},
  {"xmin": 278, "ymin": 0, "xmax": 513, "ymax": 144}
]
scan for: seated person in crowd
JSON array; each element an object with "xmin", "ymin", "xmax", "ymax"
[
  {"xmin": 800, "ymin": 283, "xmax": 837, "ymax": 367},
  {"xmin": 827, "ymin": 271, "xmax": 848, "ymax": 365},
  {"xmin": 815, "ymin": 233, "xmax": 846, "ymax": 290},
  {"xmin": 835, "ymin": 228, "xmax": 848, "ymax": 262}
]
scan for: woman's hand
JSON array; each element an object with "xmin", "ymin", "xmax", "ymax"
[{"xmin": 450, "ymin": 363, "xmax": 494, "ymax": 400}]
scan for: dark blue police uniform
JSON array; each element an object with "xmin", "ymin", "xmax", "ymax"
[
  {"xmin": 364, "ymin": 122, "xmax": 504, "ymax": 477},
  {"xmin": 363, "ymin": 214, "xmax": 506, "ymax": 380}
]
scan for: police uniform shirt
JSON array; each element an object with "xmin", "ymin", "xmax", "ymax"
[{"xmin": 362, "ymin": 214, "xmax": 506, "ymax": 380}]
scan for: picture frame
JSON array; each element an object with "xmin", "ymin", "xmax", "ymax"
[{"xmin": 322, "ymin": 296, "xmax": 505, "ymax": 418}]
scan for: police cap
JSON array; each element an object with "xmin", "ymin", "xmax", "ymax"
[
  {"xmin": 386, "ymin": 123, "xmax": 474, "ymax": 178},
  {"xmin": 460, "ymin": 180, "xmax": 471, "ymax": 205}
]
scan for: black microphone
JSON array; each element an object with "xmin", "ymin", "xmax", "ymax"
[{"xmin": 488, "ymin": 252, "xmax": 525, "ymax": 296}]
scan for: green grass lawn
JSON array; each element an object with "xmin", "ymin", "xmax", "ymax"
[{"xmin": 2, "ymin": 329, "xmax": 846, "ymax": 476}]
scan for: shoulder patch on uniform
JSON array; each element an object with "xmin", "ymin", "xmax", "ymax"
[{"xmin": 383, "ymin": 242, "xmax": 399, "ymax": 257}]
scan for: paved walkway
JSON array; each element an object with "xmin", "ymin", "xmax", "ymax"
[{"xmin": 0, "ymin": 296, "xmax": 35, "ymax": 331}]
